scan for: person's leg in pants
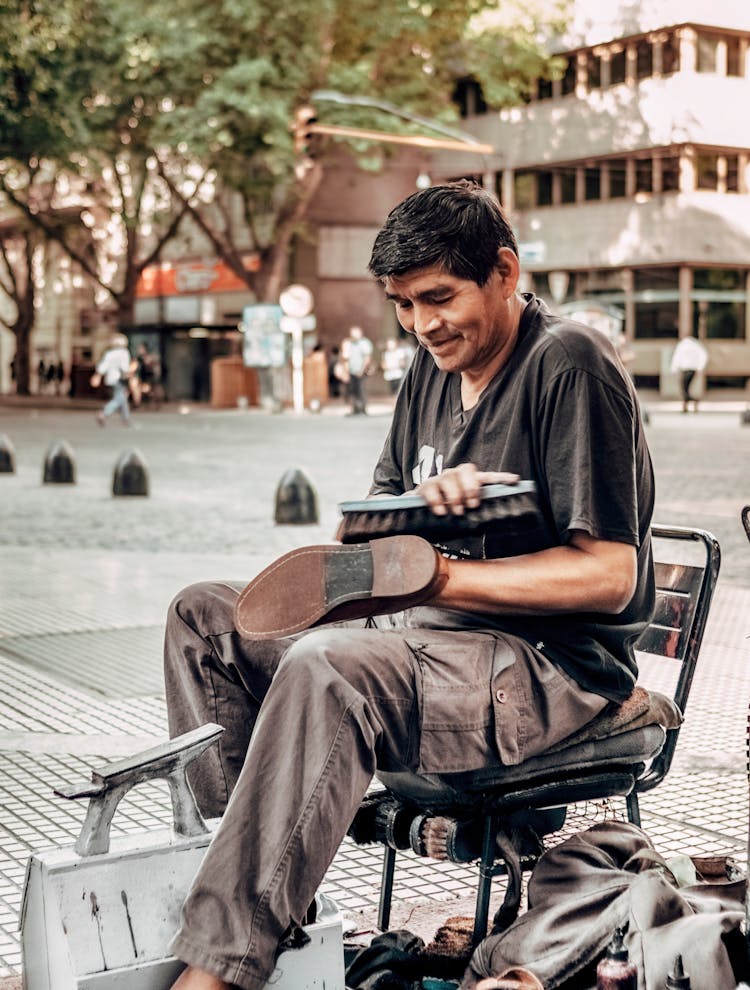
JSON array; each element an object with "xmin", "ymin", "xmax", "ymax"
[
  {"xmin": 164, "ymin": 580, "xmax": 290, "ymax": 817},
  {"xmin": 351, "ymin": 374, "xmax": 368, "ymax": 414},
  {"xmin": 165, "ymin": 598, "xmax": 420, "ymax": 989},
  {"xmin": 681, "ymin": 369, "xmax": 696, "ymax": 413},
  {"xmin": 101, "ymin": 381, "xmax": 131, "ymax": 422},
  {"xmin": 164, "ymin": 585, "xmax": 605, "ymax": 990}
]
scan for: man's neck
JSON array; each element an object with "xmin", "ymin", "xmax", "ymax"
[{"xmin": 460, "ymin": 294, "xmax": 527, "ymax": 409}]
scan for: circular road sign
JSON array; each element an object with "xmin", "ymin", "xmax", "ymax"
[{"xmin": 279, "ymin": 284, "xmax": 314, "ymax": 318}]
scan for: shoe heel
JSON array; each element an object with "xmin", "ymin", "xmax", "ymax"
[{"xmin": 370, "ymin": 535, "xmax": 438, "ymax": 597}]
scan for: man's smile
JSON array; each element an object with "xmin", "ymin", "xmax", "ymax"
[{"xmin": 422, "ymin": 332, "xmax": 461, "ymax": 351}]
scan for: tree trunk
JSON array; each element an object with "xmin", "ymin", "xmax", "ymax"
[{"xmin": 11, "ymin": 303, "xmax": 34, "ymax": 396}]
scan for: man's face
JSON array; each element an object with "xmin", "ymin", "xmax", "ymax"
[{"xmin": 383, "ymin": 263, "xmax": 513, "ymax": 376}]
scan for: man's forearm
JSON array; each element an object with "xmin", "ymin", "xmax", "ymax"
[{"xmin": 430, "ymin": 537, "xmax": 637, "ymax": 616}]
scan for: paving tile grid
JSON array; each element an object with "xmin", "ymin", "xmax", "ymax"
[{"xmin": 0, "ymin": 402, "xmax": 749, "ymax": 978}]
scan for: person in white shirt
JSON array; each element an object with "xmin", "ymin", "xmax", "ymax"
[
  {"xmin": 341, "ymin": 325, "xmax": 374, "ymax": 415},
  {"xmin": 670, "ymin": 335, "xmax": 708, "ymax": 413},
  {"xmin": 94, "ymin": 333, "xmax": 133, "ymax": 426}
]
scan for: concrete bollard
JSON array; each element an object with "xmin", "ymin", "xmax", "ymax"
[
  {"xmin": 42, "ymin": 440, "xmax": 77, "ymax": 484},
  {"xmin": 112, "ymin": 449, "xmax": 150, "ymax": 497},
  {"xmin": 274, "ymin": 468, "xmax": 319, "ymax": 524},
  {"xmin": 0, "ymin": 434, "xmax": 16, "ymax": 474}
]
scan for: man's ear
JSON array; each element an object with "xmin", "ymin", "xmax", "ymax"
[{"xmin": 495, "ymin": 247, "xmax": 520, "ymax": 296}]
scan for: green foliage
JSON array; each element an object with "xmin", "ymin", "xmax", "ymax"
[
  {"xmin": 0, "ymin": 0, "xmax": 571, "ymax": 304},
  {"xmin": 0, "ymin": 0, "xmax": 98, "ymax": 157}
]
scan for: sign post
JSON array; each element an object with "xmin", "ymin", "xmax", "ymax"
[
  {"xmin": 241, "ymin": 304, "xmax": 286, "ymax": 412},
  {"xmin": 279, "ymin": 285, "xmax": 315, "ymax": 414}
]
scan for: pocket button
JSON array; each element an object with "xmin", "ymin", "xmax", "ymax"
[{"xmin": 495, "ymin": 689, "xmax": 508, "ymax": 703}]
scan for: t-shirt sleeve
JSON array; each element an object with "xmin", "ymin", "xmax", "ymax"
[
  {"xmin": 536, "ymin": 368, "xmax": 640, "ymax": 547},
  {"xmin": 368, "ymin": 362, "xmax": 417, "ymax": 496},
  {"xmin": 369, "ymin": 416, "xmax": 406, "ymax": 496}
]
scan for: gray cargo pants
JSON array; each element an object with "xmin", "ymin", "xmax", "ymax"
[{"xmin": 164, "ymin": 580, "xmax": 606, "ymax": 989}]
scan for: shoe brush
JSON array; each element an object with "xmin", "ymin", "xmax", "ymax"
[{"xmin": 337, "ymin": 481, "xmax": 538, "ymax": 544}]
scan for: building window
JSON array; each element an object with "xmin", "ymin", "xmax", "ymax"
[
  {"xmin": 726, "ymin": 155, "xmax": 740, "ymax": 192},
  {"xmin": 585, "ymin": 166, "xmax": 601, "ymax": 200},
  {"xmin": 452, "ymin": 78, "xmax": 487, "ymax": 117},
  {"xmin": 635, "ymin": 159, "xmax": 653, "ymax": 193},
  {"xmin": 696, "ymin": 154, "xmax": 719, "ymax": 190},
  {"xmin": 727, "ymin": 36, "xmax": 743, "ymax": 76},
  {"xmin": 609, "ymin": 48, "xmax": 627, "ymax": 85},
  {"xmin": 494, "ymin": 172, "xmax": 504, "ymax": 206},
  {"xmin": 587, "ymin": 53, "xmax": 602, "ymax": 89},
  {"xmin": 574, "ymin": 269, "xmax": 627, "ymax": 299},
  {"xmin": 537, "ymin": 77, "xmax": 553, "ymax": 100},
  {"xmin": 633, "ymin": 267, "xmax": 680, "ymax": 339},
  {"xmin": 636, "ymin": 39, "xmax": 653, "ymax": 79},
  {"xmin": 609, "ymin": 159, "xmax": 627, "ymax": 198},
  {"xmin": 661, "ymin": 32, "xmax": 680, "ymax": 75},
  {"xmin": 635, "ymin": 267, "xmax": 680, "ymax": 291},
  {"xmin": 696, "ymin": 34, "xmax": 719, "ymax": 73},
  {"xmin": 560, "ymin": 168, "xmax": 577, "ymax": 203},
  {"xmin": 514, "ymin": 171, "xmax": 535, "ymax": 210},
  {"xmin": 661, "ymin": 156, "xmax": 681, "ymax": 192},
  {"xmin": 693, "ymin": 268, "xmax": 746, "ymax": 339},
  {"xmin": 561, "ymin": 57, "xmax": 577, "ymax": 95},
  {"xmin": 537, "ymin": 171, "xmax": 554, "ymax": 206}
]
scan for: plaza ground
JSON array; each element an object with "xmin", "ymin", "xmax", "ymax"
[{"xmin": 0, "ymin": 394, "xmax": 748, "ymax": 982}]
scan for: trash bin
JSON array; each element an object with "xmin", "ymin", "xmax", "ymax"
[
  {"xmin": 303, "ymin": 350, "xmax": 329, "ymax": 409},
  {"xmin": 210, "ymin": 357, "xmax": 260, "ymax": 408}
]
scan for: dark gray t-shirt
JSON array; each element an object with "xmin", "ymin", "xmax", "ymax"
[{"xmin": 369, "ymin": 294, "xmax": 655, "ymax": 703}]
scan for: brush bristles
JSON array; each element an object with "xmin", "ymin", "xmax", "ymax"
[
  {"xmin": 339, "ymin": 489, "xmax": 539, "ymax": 544},
  {"xmin": 421, "ymin": 815, "xmax": 455, "ymax": 861}
]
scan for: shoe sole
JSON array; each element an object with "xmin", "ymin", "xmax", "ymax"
[{"xmin": 233, "ymin": 535, "xmax": 439, "ymax": 640}]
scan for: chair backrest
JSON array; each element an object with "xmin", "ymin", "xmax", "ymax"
[{"xmin": 634, "ymin": 524, "xmax": 720, "ymax": 794}]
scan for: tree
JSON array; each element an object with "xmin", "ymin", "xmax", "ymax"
[
  {"xmin": 0, "ymin": 0, "xmax": 199, "ymax": 332},
  {"xmin": 148, "ymin": 0, "xmax": 570, "ymax": 302},
  {"xmin": 0, "ymin": 0, "xmax": 570, "ymax": 358},
  {"xmin": 0, "ymin": 221, "xmax": 40, "ymax": 395}
]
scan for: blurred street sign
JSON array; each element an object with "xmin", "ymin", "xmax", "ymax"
[
  {"xmin": 280, "ymin": 284, "xmax": 314, "ymax": 318},
  {"xmin": 518, "ymin": 242, "xmax": 546, "ymax": 265},
  {"xmin": 241, "ymin": 304, "xmax": 287, "ymax": 369}
]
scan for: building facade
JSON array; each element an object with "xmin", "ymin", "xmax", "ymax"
[{"xmin": 436, "ymin": 0, "xmax": 750, "ymax": 395}]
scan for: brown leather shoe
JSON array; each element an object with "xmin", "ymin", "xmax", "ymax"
[{"xmin": 233, "ymin": 535, "xmax": 447, "ymax": 640}]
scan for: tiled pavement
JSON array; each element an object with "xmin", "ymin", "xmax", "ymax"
[{"xmin": 1, "ymin": 399, "xmax": 749, "ymax": 979}]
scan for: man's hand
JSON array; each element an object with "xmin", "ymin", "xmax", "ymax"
[{"xmin": 415, "ymin": 464, "xmax": 520, "ymax": 517}]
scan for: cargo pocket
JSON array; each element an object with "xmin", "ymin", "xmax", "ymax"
[
  {"xmin": 409, "ymin": 630, "xmax": 505, "ymax": 774},
  {"xmin": 490, "ymin": 636, "xmax": 527, "ymax": 767}
]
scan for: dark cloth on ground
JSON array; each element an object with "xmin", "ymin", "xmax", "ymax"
[{"xmin": 465, "ymin": 821, "xmax": 746, "ymax": 990}]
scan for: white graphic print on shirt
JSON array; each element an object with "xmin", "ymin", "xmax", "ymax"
[{"xmin": 411, "ymin": 444, "xmax": 444, "ymax": 486}]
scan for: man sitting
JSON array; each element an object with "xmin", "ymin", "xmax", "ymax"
[{"xmin": 166, "ymin": 180, "xmax": 655, "ymax": 990}]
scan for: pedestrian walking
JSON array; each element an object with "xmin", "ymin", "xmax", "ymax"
[
  {"xmin": 45, "ymin": 361, "xmax": 57, "ymax": 393},
  {"xmin": 164, "ymin": 180, "xmax": 654, "ymax": 990},
  {"xmin": 341, "ymin": 325, "xmax": 374, "ymax": 414},
  {"xmin": 670, "ymin": 335, "xmax": 708, "ymax": 413},
  {"xmin": 130, "ymin": 342, "xmax": 159, "ymax": 407},
  {"xmin": 328, "ymin": 345, "xmax": 344, "ymax": 399},
  {"xmin": 380, "ymin": 337, "xmax": 411, "ymax": 394},
  {"xmin": 52, "ymin": 359, "xmax": 65, "ymax": 396},
  {"xmin": 92, "ymin": 333, "xmax": 133, "ymax": 426}
]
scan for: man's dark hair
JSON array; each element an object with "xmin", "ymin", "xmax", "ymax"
[{"xmin": 368, "ymin": 180, "xmax": 519, "ymax": 286}]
